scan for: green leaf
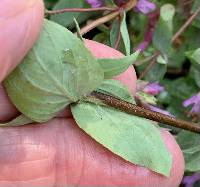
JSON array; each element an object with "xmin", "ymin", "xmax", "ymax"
[
  {"xmin": 71, "ymin": 80, "xmax": 172, "ymax": 176},
  {"xmin": 74, "ymin": 18, "xmax": 83, "ymax": 42},
  {"xmin": 97, "ymin": 79, "xmax": 135, "ymax": 103},
  {"xmin": 0, "ymin": 114, "xmax": 34, "ymax": 127},
  {"xmin": 110, "ymin": 19, "xmax": 120, "ymax": 48},
  {"xmin": 186, "ymin": 48, "xmax": 200, "ymax": 65},
  {"xmin": 98, "ymin": 51, "xmax": 139, "ymax": 79},
  {"xmin": 120, "ymin": 12, "xmax": 131, "ymax": 55},
  {"xmin": 189, "ymin": 65, "xmax": 200, "ymax": 88},
  {"xmin": 186, "ymin": 49, "xmax": 200, "ymax": 88},
  {"xmin": 50, "ymin": 0, "xmax": 84, "ymax": 27},
  {"xmin": 153, "ymin": 4, "xmax": 175, "ymax": 55},
  {"xmin": 146, "ymin": 63, "xmax": 167, "ymax": 82},
  {"xmin": 177, "ymin": 130, "xmax": 200, "ymax": 172},
  {"xmin": 50, "ymin": 0, "xmax": 96, "ymax": 28},
  {"xmin": 191, "ymin": 0, "xmax": 200, "ymax": 28},
  {"xmin": 4, "ymin": 20, "xmax": 104, "ymax": 123}
]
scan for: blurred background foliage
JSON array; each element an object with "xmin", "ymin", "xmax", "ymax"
[{"xmin": 44, "ymin": 0, "xmax": 200, "ymax": 186}]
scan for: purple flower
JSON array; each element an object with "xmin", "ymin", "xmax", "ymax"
[
  {"xmin": 135, "ymin": 10, "xmax": 159, "ymax": 51},
  {"xmin": 182, "ymin": 173, "xmax": 200, "ymax": 187},
  {"xmin": 148, "ymin": 105, "xmax": 173, "ymax": 116},
  {"xmin": 143, "ymin": 82, "xmax": 164, "ymax": 96},
  {"xmin": 86, "ymin": 0, "xmax": 105, "ymax": 8},
  {"xmin": 135, "ymin": 0, "xmax": 156, "ymax": 14},
  {"xmin": 183, "ymin": 92, "xmax": 200, "ymax": 115},
  {"xmin": 114, "ymin": 0, "xmax": 129, "ymax": 6}
]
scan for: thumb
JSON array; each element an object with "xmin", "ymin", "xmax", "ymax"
[{"xmin": 0, "ymin": 0, "xmax": 44, "ymax": 82}]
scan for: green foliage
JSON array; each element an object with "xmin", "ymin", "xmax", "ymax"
[
  {"xmin": 186, "ymin": 48, "xmax": 200, "ymax": 88},
  {"xmin": 153, "ymin": 4, "xmax": 175, "ymax": 56},
  {"xmin": 97, "ymin": 79, "xmax": 135, "ymax": 103},
  {"xmin": 110, "ymin": 19, "xmax": 120, "ymax": 48},
  {"xmin": 177, "ymin": 131, "xmax": 200, "ymax": 172},
  {"xmin": 50, "ymin": 0, "xmax": 94, "ymax": 28},
  {"xmin": 4, "ymin": 20, "xmax": 104, "ymax": 122},
  {"xmin": 120, "ymin": 12, "xmax": 131, "ymax": 55},
  {"xmin": 71, "ymin": 80, "xmax": 172, "ymax": 176}
]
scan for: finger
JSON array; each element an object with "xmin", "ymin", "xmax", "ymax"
[
  {"xmin": 0, "ymin": 40, "xmax": 137, "ymax": 121},
  {"xmin": 0, "ymin": 118, "xmax": 184, "ymax": 186},
  {"xmin": 0, "ymin": 0, "xmax": 44, "ymax": 82},
  {"xmin": 0, "ymin": 85, "xmax": 19, "ymax": 121}
]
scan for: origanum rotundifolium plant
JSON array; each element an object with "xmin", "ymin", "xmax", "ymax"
[{"xmin": 1, "ymin": 0, "xmax": 200, "ymax": 185}]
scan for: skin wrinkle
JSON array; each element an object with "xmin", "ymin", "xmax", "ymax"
[
  {"xmin": 0, "ymin": 121, "xmax": 56, "ymax": 185},
  {"xmin": 0, "ymin": 158, "xmax": 51, "ymax": 181},
  {"xmin": 0, "ymin": 117, "xmax": 184, "ymax": 186},
  {"xmin": 75, "ymin": 130, "xmax": 86, "ymax": 185},
  {"xmin": 53, "ymin": 119, "xmax": 84, "ymax": 185}
]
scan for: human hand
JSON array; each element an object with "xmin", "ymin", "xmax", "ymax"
[{"xmin": 0, "ymin": 0, "xmax": 184, "ymax": 186}]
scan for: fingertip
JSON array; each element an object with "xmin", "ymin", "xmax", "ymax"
[
  {"xmin": 159, "ymin": 130, "xmax": 185, "ymax": 187},
  {"xmin": 0, "ymin": 0, "xmax": 44, "ymax": 82}
]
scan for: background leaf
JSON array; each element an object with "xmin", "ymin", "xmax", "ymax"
[
  {"xmin": 50, "ymin": 0, "xmax": 94, "ymax": 28},
  {"xmin": 4, "ymin": 20, "xmax": 104, "ymax": 122},
  {"xmin": 153, "ymin": 4, "xmax": 175, "ymax": 55},
  {"xmin": 177, "ymin": 131, "xmax": 200, "ymax": 172},
  {"xmin": 120, "ymin": 12, "xmax": 131, "ymax": 55},
  {"xmin": 71, "ymin": 80, "xmax": 172, "ymax": 176}
]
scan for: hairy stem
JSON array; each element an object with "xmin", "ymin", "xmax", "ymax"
[{"xmin": 91, "ymin": 91, "xmax": 200, "ymax": 134}]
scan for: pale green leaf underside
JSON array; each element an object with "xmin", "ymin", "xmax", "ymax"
[
  {"xmin": 98, "ymin": 51, "xmax": 139, "ymax": 79},
  {"xmin": 97, "ymin": 79, "xmax": 135, "ymax": 104},
  {"xmin": 0, "ymin": 114, "xmax": 34, "ymax": 127},
  {"xmin": 4, "ymin": 20, "xmax": 104, "ymax": 122},
  {"xmin": 72, "ymin": 80, "xmax": 172, "ymax": 176},
  {"xmin": 71, "ymin": 102, "xmax": 172, "ymax": 176}
]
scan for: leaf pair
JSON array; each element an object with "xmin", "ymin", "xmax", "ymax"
[{"xmin": 2, "ymin": 20, "xmax": 172, "ymax": 176}]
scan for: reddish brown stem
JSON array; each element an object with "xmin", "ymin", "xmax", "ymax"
[
  {"xmin": 91, "ymin": 91, "xmax": 200, "ymax": 134},
  {"xmin": 46, "ymin": 7, "xmax": 118, "ymax": 16}
]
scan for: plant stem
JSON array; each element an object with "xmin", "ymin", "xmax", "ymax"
[
  {"xmin": 80, "ymin": 11, "xmax": 120, "ymax": 35},
  {"xmin": 80, "ymin": 0, "xmax": 137, "ymax": 35},
  {"xmin": 172, "ymin": 5, "xmax": 200, "ymax": 42},
  {"xmin": 46, "ymin": 7, "xmax": 118, "ymax": 16},
  {"xmin": 135, "ymin": 51, "xmax": 160, "ymax": 66},
  {"xmin": 91, "ymin": 91, "xmax": 200, "ymax": 134},
  {"xmin": 139, "ymin": 58, "xmax": 157, "ymax": 79}
]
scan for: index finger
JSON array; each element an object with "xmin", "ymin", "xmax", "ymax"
[{"xmin": 0, "ymin": 0, "xmax": 44, "ymax": 82}]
